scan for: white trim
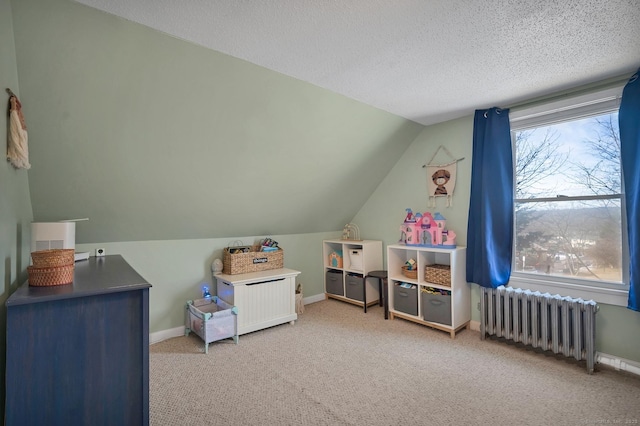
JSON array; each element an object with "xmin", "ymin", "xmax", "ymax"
[
  {"xmin": 303, "ymin": 293, "xmax": 327, "ymax": 305},
  {"xmin": 510, "ymin": 86, "xmax": 623, "ymax": 130},
  {"xmin": 508, "ymin": 275, "xmax": 628, "ymax": 307},
  {"xmin": 509, "ymin": 84, "xmax": 630, "ymax": 305},
  {"xmin": 150, "ymin": 326, "xmax": 184, "ymax": 345},
  {"xmin": 597, "ymin": 352, "xmax": 640, "ymax": 377}
]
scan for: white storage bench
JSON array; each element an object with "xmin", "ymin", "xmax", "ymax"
[
  {"xmin": 215, "ymin": 268, "xmax": 300, "ymax": 335},
  {"xmin": 185, "ymin": 296, "xmax": 238, "ymax": 354}
]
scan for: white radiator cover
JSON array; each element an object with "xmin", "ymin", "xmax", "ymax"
[{"xmin": 215, "ymin": 268, "xmax": 300, "ymax": 335}]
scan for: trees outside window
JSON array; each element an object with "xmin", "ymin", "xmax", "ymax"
[{"xmin": 512, "ymin": 107, "xmax": 624, "ymax": 287}]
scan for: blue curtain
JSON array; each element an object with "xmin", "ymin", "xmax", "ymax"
[
  {"xmin": 620, "ymin": 68, "xmax": 640, "ymax": 312},
  {"xmin": 466, "ymin": 107, "xmax": 513, "ymax": 288}
]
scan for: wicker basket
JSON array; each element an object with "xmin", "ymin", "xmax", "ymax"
[
  {"xmin": 401, "ymin": 266, "xmax": 417, "ymax": 279},
  {"xmin": 28, "ymin": 264, "xmax": 75, "ymax": 286},
  {"xmin": 223, "ymin": 246, "xmax": 284, "ymax": 275},
  {"xmin": 424, "ymin": 264, "xmax": 451, "ymax": 287},
  {"xmin": 31, "ymin": 249, "xmax": 75, "ymax": 268}
]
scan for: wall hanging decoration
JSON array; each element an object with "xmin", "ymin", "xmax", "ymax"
[
  {"xmin": 423, "ymin": 145, "xmax": 463, "ymax": 207},
  {"xmin": 6, "ymin": 88, "xmax": 31, "ymax": 170}
]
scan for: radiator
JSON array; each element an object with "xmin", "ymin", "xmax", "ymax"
[{"xmin": 480, "ymin": 286, "xmax": 598, "ymax": 373}]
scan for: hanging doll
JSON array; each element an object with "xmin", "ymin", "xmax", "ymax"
[{"xmin": 6, "ymin": 89, "xmax": 31, "ymax": 169}]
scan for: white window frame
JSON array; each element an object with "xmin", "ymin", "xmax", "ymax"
[{"xmin": 508, "ymin": 85, "xmax": 629, "ymax": 306}]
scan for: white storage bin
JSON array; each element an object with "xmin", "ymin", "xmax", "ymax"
[
  {"xmin": 185, "ymin": 296, "xmax": 238, "ymax": 354},
  {"xmin": 348, "ymin": 249, "xmax": 363, "ymax": 271}
]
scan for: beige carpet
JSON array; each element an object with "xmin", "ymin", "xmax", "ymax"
[{"xmin": 150, "ymin": 299, "xmax": 640, "ymax": 425}]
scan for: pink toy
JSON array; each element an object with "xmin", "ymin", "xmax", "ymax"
[
  {"xmin": 400, "ymin": 210, "xmax": 456, "ymax": 248},
  {"xmin": 399, "ymin": 208, "xmax": 420, "ymax": 244},
  {"xmin": 404, "ymin": 208, "xmax": 414, "ymax": 222}
]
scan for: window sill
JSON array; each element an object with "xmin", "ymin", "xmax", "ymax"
[{"xmin": 508, "ymin": 274, "xmax": 629, "ymax": 307}]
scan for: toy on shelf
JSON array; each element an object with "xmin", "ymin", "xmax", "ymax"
[
  {"xmin": 405, "ymin": 258, "xmax": 416, "ymax": 270},
  {"xmin": 341, "ymin": 223, "xmax": 361, "ymax": 241},
  {"xmin": 401, "ymin": 258, "xmax": 418, "ymax": 279},
  {"xmin": 329, "ymin": 250, "xmax": 343, "ymax": 268},
  {"xmin": 399, "ymin": 208, "xmax": 456, "ymax": 248},
  {"xmin": 260, "ymin": 237, "xmax": 279, "ymax": 252}
]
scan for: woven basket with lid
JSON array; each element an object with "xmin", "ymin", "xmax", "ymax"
[
  {"xmin": 31, "ymin": 249, "xmax": 75, "ymax": 268},
  {"xmin": 28, "ymin": 264, "xmax": 75, "ymax": 286},
  {"xmin": 29, "ymin": 249, "xmax": 75, "ymax": 286}
]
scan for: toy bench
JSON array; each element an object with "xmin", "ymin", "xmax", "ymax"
[{"xmin": 185, "ymin": 296, "xmax": 238, "ymax": 354}]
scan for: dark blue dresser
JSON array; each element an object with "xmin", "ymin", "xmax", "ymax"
[{"xmin": 5, "ymin": 255, "xmax": 151, "ymax": 426}]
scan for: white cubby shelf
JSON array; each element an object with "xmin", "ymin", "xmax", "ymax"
[{"xmin": 387, "ymin": 244, "xmax": 470, "ymax": 338}]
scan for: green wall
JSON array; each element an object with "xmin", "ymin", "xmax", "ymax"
[
  {"xmin": 0, "ymin": 0, "xmax": 35, "ymax": 417},
  {"xmin": 353, "ymin": 115, "xmax": 473, "ymax": 246},
  {"xmin": 11, "ymin": 0, "xmax": 423, "ymax": 244},
  {"xmin": 354, "ymin": 115, "xmax": 640, "ymax": 363}
]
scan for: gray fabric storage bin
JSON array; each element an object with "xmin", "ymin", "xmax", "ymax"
[
  {"xmin": 345, "ymin": 274, "xmax": 364, "ymax": 301},
  {"xmin": 421, "ymin": 292, "xmax": 452, "ymax": 325},
  {"xmin": 393, "ymin": 283, "xmax": 418, "ymax": 316},
  {"xmin": 325, "ymin": 270, "xmax": 344, "ymax": 296}
]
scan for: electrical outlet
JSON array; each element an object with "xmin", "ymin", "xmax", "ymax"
[
  {"xmin": 96, "ymin": 248, "xmax": 106, "ymax": 257},
  {"xmin": 477, "ymin": 302, "xmax": 481, "ymax": 311}
]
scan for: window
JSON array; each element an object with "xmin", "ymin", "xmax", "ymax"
[{"xmin": 509, "ymin": 86, "xmax": 629, "ymax": 306}]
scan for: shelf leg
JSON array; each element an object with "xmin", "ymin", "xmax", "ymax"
[
  {"xmin": 363, "ymin": 277, "xmax": 368, "ymax": 313},
  {"xmin": 383, "ymin": 278, "xmax": 389, "ymax": 320}
]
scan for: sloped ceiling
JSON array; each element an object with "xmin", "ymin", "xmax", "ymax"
[
  {"xmin": 12, "ymin": 0, "xmax": 425, "ymax": 243},
  {"xmin": 74, "ymin": 0, "xmax": 640, "ymax": 126},
  {"xmin": 11, "ymin": 0, "xmax": 640, "ymax": 244}
]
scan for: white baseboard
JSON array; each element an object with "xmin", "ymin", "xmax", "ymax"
[
  {"xmin": 303, "ymin": 293, "xmax": 326, "ymax": 305},
  {"xmin": 471, "ymin": 320, "xmax": 640, "ymax": 377},
  {"xmin": 150, "ymin": 294, "xmax": 325, "ymax": 345},
  {"xmin": 596, "ymin": 353, "xmax": 640, "ymax": 376},
  {"xmin": 150, "ymin": 326, "xmax": 184, "ymax": 345}
]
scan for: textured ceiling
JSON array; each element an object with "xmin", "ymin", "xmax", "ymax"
[{"xmin": 74, "ymin": 0, "xmax": 639, "ymax": 126}]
